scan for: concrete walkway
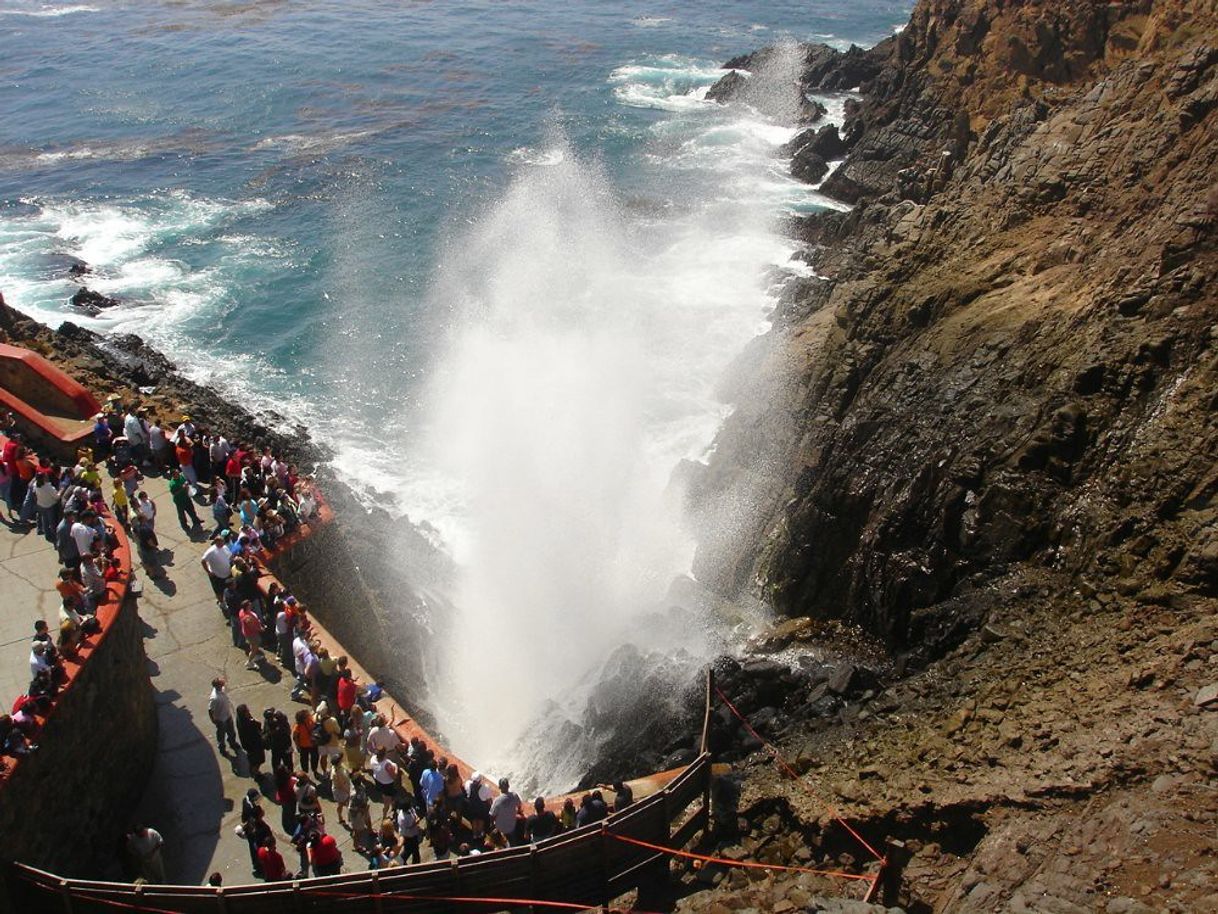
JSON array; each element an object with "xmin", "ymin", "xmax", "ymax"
[
  {"xmin": 0, "ymin": 473, "xmax": 370, "ymax": 886},
  {"xmin": 128, "ymin": 473, "xmax": 375, "ymax": 886}
]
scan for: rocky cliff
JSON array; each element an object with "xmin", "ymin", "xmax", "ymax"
[
  {"xmin": 696, "ymin": 0, "xmax": 1218, "ymax": 653},
  {"xmin": 677, "ymin": 2, "xmax": 1218, "ymax": 911}
]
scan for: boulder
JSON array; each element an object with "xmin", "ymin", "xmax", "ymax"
[{"xmin": 70, "ymin": 287, "xmax": 120, "ymax": 315}]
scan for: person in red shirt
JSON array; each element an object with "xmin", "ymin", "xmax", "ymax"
[
  {"xmin": 336, "ymin": 669, "xmax": 358, "ymax": 719},
  {"xmin": 308, "ymin": 832, "xmax": 342, "ymax": 876},
  {"xmin": 238, "ymin": 601, "xmax": 264, "ymax": 669},
  {"xmin": 256, "ymin": 837, "xmax": 288, "ymax": 881}
]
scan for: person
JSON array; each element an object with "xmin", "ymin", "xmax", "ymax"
[
  {"xmin": 336, "ymin": 723, "xmax": 361, "ymax": 763},
  {"xmin": 576, "ymin": 791, "xmax": 608, "ymax": 827},
  {"xmin": 332, "ymin": 761, "xmax": 353, "ymax": 827},
  {"xmin": 257, "ymin": 836, "xmax": 288, "ymax": 882},
  {"xmin": 207, "ymin": 872, "xmax": 223, "ymax": 887},
  {"xmin": 126, "ymin": 826, "xmax": 165, "ymax": 883},
  {"xmin": 200, "ymin": 536, "xmax": 233, "ymax": 603},
  {"xmin": 135, "ymin": 491, "xmax": 158, "ymax": 550},
  {"xmin": 371, "ymin": 816, "xmax": 404, "ymax": 869},
  {"xmin": 238, "ymin": 601, "xmax": 265, "ymax": 669},
  {"xmin": 396, "ymin": 800, "xmax": 424, "ymax": 864},
  {"xmin": 111, "ymin": 478, "xmax": 130, "ymax": 528},
  {"xmin": 296, "ymin": 772, "xmax": 323, "ymax": 822},
  {"xmin": 612, "ymin": 780, "xmax": 634, "ymax": 812},
  {"xmin": 211, "ymin": 486, "xmax": 232, "ymax": 538},
  {"xmin": 464, "ymin": 771, "xmax": 493, "ymax": 837},
  {"xmin": 559, "ymin": 798, "xmax": 577, "ymax": 832},
  {"xmin": 368, "ymin": 747, "xmax": 402, "ymax": 818},
  {"xmin": 490, "ymin": 777, "xmax": 524, "ymax": 846},
  {"xmin": 92, "ymin": 413, "xmax": 113, "ymax": 453},
  {"xmin": 274, "ymin": 763, "xmax": 298, "ymax": 834},
  {"xmin": 175, "ymin": 432, "xmax": 198, "ymax": 488},
  {"xmin": 123, "ymin": 409, "xmax": 148, "ymax": 465},
  {"xmin": 240, "ymin": 789, "xmax": 268, "ymax": 876},
  {"xmin": 33, "ymin": 473, "xmax": 60, "ymax": 541},
  {"xmin": 148, "ymin": 416, "xmax": 170, "ymax": 470},
  {"xmin": 70, "ymin": 510, "xmax": 99, "ymax": 560},
  {"xmin": 236, "ymin": 704, "xmax": 266, "ymax": 776},
  {"xmin": 293, "ymin": 708, "xmax": 319, "ymax": 776},
  {"xmin": 315, "ymin": 701, "xmax": 342, "ymax": 777},
  {"xmin": 527, "ymin": 797, "xmax": 559, "ymax": 843},
  {"xmin": 309, "ymin": 832, "xmax": 342, "ymax": 877},
  {"xmin": 349, "ymin": 783, "xmax": 374, "ymax": 854},
  {"xmin": 419, "ymin": 755, "xmax": 445, "ymax": 811},
  {"xmin": 366, "ymin": 714, "xmax": 403, "ymax": 759},
  {"xmin": 265, "ymin": 709, "xmax": 293, "ymax": 772},
  {"xmin": 290, "ymin": 813, "xmax": 318, "ymax": 878},
  {"xmin": 55, "ymin": 509, "xmax": 79, "ymax": 568},
  {"xmin": 208, "ymin": 677, "xmax": 240, "ymax": 755},
  {"xmin": 168, "ymin": 468, "xmax": 201, "ymax": 530}
]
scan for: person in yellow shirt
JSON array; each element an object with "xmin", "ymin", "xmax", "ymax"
[{"xmin": 112, "ymin": 478, "xmax": 129, "ymax": 527}]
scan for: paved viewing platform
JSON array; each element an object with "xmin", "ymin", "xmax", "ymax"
[{"xmin": 0, "ymin": 472, "xmax": 367, "ymax": 885}]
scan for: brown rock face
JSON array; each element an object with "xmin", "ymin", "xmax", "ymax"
[{"xmin": 692, "ymin": 0, "xmax": 1218, "ymax": 650}]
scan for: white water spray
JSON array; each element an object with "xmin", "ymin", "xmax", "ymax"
[{"xmin": 409, "ymin": 46, "xmax": 821, "ymax": 784}]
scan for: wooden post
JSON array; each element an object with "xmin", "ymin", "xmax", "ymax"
[
  {"xmin": 700, "ymin": 670, "xmax": 714, "ymax": 842},
  {"xmin": 371, "ymin": 870, "xmax": 384, "ymax": 914},
  {"xmin": 699, "ymin": 667, "xmax": 715, "ymax": 754},
  {"xmin": 451, "ymin": 858, "xmax": 461, "ymax": 914},
  {"xmin": 529, "ymin": 845, "xmax": 539, "ymax": 914},
  {"xmin": 600, "ymin": 823, "xmax": 611, "ymax": 912}
]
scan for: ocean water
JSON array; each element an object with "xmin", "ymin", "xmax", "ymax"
[{"xmin": 1, "ymin": 0, "xmax": 912, "ymax": 782}]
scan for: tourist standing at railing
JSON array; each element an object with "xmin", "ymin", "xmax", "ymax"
[
  {"xmin": 33, "ymin": 472, "xmax": 60, "ymax": 541},
  {"xmin": 257, "ymin": 837, "xmax": 288, "ymax": 882}
]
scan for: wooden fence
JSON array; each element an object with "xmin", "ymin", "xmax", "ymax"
[{"xmin": 6, "ymin": 752, "xmax": 712, "ymax": 914}]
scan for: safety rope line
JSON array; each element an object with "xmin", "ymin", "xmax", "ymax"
[
  {"xmin": 607, "ymin": 833, "xmax": 872, "ymax": 882},
  {"xmin": 715, "ymin": 686, "xmax": 886, "ymax": 863}
]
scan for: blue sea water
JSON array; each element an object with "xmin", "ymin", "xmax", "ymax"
[{"xmin": 1, "ymin": 0, "xmax": 913, "ymax": 778}]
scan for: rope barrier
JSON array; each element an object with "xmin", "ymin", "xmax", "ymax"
[
  {"xmin": 607, "ymin": 833, "xmax": 873, "ymax": 882},
  {"xmin": 714, "ymin": 686, "xmax": 886, "ymax": 863}
]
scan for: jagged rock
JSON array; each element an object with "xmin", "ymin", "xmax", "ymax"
[
  {"xmin": 1195, "ymin": 683, "xmax": 1218, "ymax": 708},
  {"xmin": 70, "ymin": 287, "xmax": 120, "ymax": 315}
]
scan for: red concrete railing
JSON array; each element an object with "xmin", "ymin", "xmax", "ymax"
[{"xmin": 0, "ymin": 344, "xmax": 99, "ymax": 449}]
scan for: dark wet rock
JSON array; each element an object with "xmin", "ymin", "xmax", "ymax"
[
  {"xmin": 791, "ymin": 150, "xmax": 830, "ymax": 184},
  {"xmin": 70, "ymin": 287, "xmax": 119, "ymax": 315}
]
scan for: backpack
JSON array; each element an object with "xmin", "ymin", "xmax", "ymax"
[{"xmin": 311, "ymin": 720, "xmax": 327, "ymax": 745}]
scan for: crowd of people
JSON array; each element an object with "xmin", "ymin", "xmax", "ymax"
[
  {"xmin": 0, "ymin": 400, "xmax": 321, "ymax": 885},
  {"xmin": 199, "ymin": 520, "xmax": 637, "ymax": 881}
]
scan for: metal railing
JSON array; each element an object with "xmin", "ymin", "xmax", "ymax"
[{"xmin": 6, "ymin": 754, "xmax": 712, "ymax": 914}]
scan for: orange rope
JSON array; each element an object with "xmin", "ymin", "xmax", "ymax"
[
  {"xmin": 715, "ymin": 686, "xmax": 885, "ymax": 863},
  {"xmin": 608, "ymin": 832, "xmax": 873, "ymax": 882}
]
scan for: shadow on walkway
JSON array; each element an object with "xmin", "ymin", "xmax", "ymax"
[{"xmin": 131, "ymin": 686, "xmax": 226, "ymax": 886}]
